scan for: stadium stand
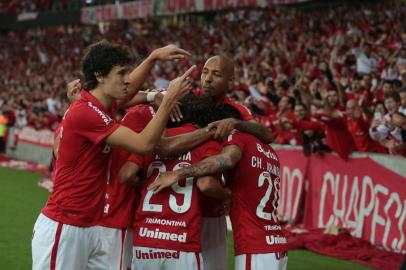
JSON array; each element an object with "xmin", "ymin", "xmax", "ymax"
[{"xmin": 1, "ymin": 1, "xmax": 405, "ymax": 158}]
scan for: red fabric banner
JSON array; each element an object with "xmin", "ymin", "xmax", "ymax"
[
  {"xmin": 276, "ymin": 149, "xmax": 308, "ymax": 224},
  {"xmin": 275, "ymin": 149, "xmax": 406, "ymax": 254}
]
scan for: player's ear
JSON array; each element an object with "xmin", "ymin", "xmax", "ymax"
[
  {"xmin": 94, "ymin": 72, "xmax": 104, "ymax": 84},
  {"xmin": 228, "ymin": 75, "xmax": 234, "ymax": 90}
]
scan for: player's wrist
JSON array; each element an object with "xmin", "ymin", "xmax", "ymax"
[{"xmin": 146, "ymin": 92, "xmax": 158, "ymax": 103}]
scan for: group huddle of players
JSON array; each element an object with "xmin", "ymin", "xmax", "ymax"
[{"xmin": 31, "ymin": 41, "xmax": 288, "ymax": 270}]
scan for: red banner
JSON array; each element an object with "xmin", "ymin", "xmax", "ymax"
[
  {"xmin": 81, "ymin": 1, "xmax": 153, "ymax": 24},
  {"xmin": 275, "ymin": 148, "xmax": 406, "ymax": 254},
  {"xmin": 276, "ymin": 149, "xmax": 308, "ymax": 224},
  {"xmin": 153, "ymin": 0, "xmax": 312, "ymax": 16}
]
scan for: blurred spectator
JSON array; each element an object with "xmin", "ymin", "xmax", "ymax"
[
  {"xmin": 289, "ymin": 103, "xmax": 327, "ymax": 156},
  {"xmin": 400, "ymin": 88, "xmax": 406, "ymax": 114},
  {"xmin": 316, "ymin": 89, "xmax": 356, "ymax": 160},
  {"xmin": 369, "ymin": 91, "xmax": 405, "ymax": 155},
  {"xmin": 345, "ymin": 99, "xmax": 386, "ymax": 153}
]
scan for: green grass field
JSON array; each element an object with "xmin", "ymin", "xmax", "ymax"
[{"xmin": 0, "ymin": 167, "xmax": 373, "ymax": 270}]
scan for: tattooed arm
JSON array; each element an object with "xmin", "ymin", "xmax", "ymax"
[
  {"xmin": 207, "ymin": 118, "xmax": 273, "ymax": 144},
  {"xmin": 148, "ymin": 145, "xmax": 242, "ymax": 193},
  {"xmin": 235, "ymin": 120, "xmax": 274, "ymax": 144}
]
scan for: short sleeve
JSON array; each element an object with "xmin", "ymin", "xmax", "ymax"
[
  {"xmin": 200, "ymin": 140, "xmax": 222, "ymax": 159},
  {"xmin": 67, "ymin": 103, "xmax": 120, "ymax": 144},
  {"xmin": 222, "ymin": 131, "xmax": 246, "ymax": 152},
  {"xmin": 234, "ymin": 103, "xmax": 254, "ymax": 121},
  {"xmin": 121, "ymin": 109, "xmax": 147, "ymax": 133},
  {"xmin": 128, "ymin": 153, "xmax": 146, "ymax": 168}
]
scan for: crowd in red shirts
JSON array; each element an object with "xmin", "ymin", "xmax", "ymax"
[{"xmin": 1, "ymin": 2, "xmax": 406, "ymax": 158}]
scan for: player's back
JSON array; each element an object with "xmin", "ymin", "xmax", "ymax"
[
  {"xmin": 101, "ymin": 104, "xmax": 154, "ymax": 228},
  {"xmin": 133, "ymin": 123, "xmax": 221, "ymax": 252},
  {"xmin": 224, "ymin": 131, "xmax": 287, "ymax": 255}
]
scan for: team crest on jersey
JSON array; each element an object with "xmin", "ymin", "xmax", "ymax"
[{"xmin": 102, "ymin": 144, "xmax": 111, "ymax": 153}]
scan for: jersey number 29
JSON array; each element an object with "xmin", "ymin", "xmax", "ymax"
[{"xmin": 142, "ymin": 161, "xmax": 193, "ymax": 214}]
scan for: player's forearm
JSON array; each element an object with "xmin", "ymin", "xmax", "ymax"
[
  {"xmin": 137, "ymin": 98, "xmax": 175, "ymax": 153},
  {"xmin": 155, "ymin": 129, "xmax": 214, "ymax": 158},
  {"xmin": 235, "ymin": 120, "xmax": 273, "ymax": 144},
  {"xmin": 175, "ymin": 155, "xmax": 234, "ymax": 179},
  {"xmin": 127, "ymin": 56, "xmax": 156, "ymax": 96},
  {"xmin": 120, "ymin": 91, "xmax": 148, "ymax": 108}
]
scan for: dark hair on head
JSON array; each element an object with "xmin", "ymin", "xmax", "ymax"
[
  {"xmin": 167, "ymin": 95, "xmax": 242, "ymax": 128},
  {"xmin": 383, "ymin": 90, "xmax": 401, "ymax": 103},
  {"xmin": 392, "ymin": 80, "xmax": 403, "ymax": 89},
  {"xmin": 81, "ymin": 40, "xmax": 133, "ymax": 90},
  {"xmin": 213, "ymin": 103, "xmax": 243, "ymax": 122},
  {"xmin": 167, "ymin": 95, "xmax": 216, "ymax": 128},
  {"xmin": 287, "ymin": 95, "xmax": 296, "ymax": 109},
  {"xmin": 383, "ymin": 80, "xmax": 393, "ymax": 85}
]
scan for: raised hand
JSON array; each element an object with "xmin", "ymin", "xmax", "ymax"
[
  {"xmin": 207, "ymin": 118, "xmax": 239, "ymax": 141},
  {"xmin": 66, "ymin": 79, "xmax": 81, "ymax": 103},
  {"xmin": 150, "ymin": 44, "xmax": 191, "ymax": 61},
  {"xmin": 153, "ymin": 92, "xmax": 183, "ymax": 122},
  {"xmin": 163, "ymin": 65, "xmax": 196, "ymax": 105}
]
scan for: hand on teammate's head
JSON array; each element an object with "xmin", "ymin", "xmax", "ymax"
[{"xmin": 207, "ymin": 118, "xmax": 239, "ymax": 141}]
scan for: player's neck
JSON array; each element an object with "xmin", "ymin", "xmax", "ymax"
[
  {"xmin": 89, "ymin": 88, "xmax": 113, "ymax": 109},
  {"xmin": 214, "ymin": 94, "xmax": 226, "ymax": 105}
]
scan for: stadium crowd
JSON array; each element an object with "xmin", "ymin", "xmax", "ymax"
[{"xmin": 1, "ymin": 2, "xmax": 406, "ymax": 158}]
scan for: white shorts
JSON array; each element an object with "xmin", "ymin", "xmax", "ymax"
[
  {"xmin": 32, "ymin": 213, "xmax": 108, "ymax": 270},
  {"xmin": 201, "ymin": 216, "xmax": 227, "ymax": 270},
  {"xmin": 99, "ymin": 226, "xmax": 133, "ymax": 270},
  {"xmin": 132, "ymin": 246, "xmax": 203, "ymax": 270},
  {"xmin": 235, "ymin": 252, "xmax": 288, "ymax": 270}
]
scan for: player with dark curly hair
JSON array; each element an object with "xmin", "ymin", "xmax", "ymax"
[{"xmin": 32, "ymin": 40, "xmax": 195, "ymax": 270}]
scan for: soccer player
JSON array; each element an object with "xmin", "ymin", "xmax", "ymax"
[
  {"xmin": 198, "ymin": 55, "xmax": 274, "ymax": 270},
  {"xmin": 31, "ymin": 40, "xmax": 194, "ymax": 270},
  {"xmin": 99, "ymin": 100, "xmax": 221, "ymax": 270},
  {"xmin": 121, "ymin": 96, "xmax": 234, "ymax": 270},
  {"xmin": 150, "ymin": 106, "xmax": 289, "ymax": 270},
  {"xmin": 199, "ymin": 55, "xmax": 273, "ymax": 143}
]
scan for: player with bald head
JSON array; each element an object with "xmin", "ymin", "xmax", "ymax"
[
  {"xmin": 201, "ymin": 55, "xmax": 235, "ymax": 101},
  {"xmin": 196, "ymin": 55, "xmax": 273, "ymax": 270},
  {"xmin": 200, "ymin": 55, "xmax": 273, "ymax": 143}
]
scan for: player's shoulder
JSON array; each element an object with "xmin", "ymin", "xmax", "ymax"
[
  {"xmin": 65, "ymin": 99, "xmax": 114, "ymax": 126},
  {"xmin": 224, "ymin": 97, "xmax": 249, "ymax": 111},
  {"xmin": 122, "ymin": 104, "xmax": 153, "ymax": 121},
  {"xmin": 201, "ymin": 138, "xmax": 222, "ymax": 149},
  {"xmin": 228, "ymin": 130, "xmax": 252, "ymax": 141}
]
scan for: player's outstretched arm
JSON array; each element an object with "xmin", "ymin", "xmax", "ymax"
[
  {"xmin": 148, "ymin": 145, "xmax": 242, "ymax": 193},
  {"xmin": 154, "ymin": 129, "xmax": 214, "ymax": 159},
  {"xmin": 119, "ymin": 45, "xmax": 191, "ymax": 108},
  {"xmin": 207, "ymin": 118, "xmax": 274, "ymax": 144},
  {"xmin": 106, "ymin": 66, "xmax": 196, "ymax": 155}
]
